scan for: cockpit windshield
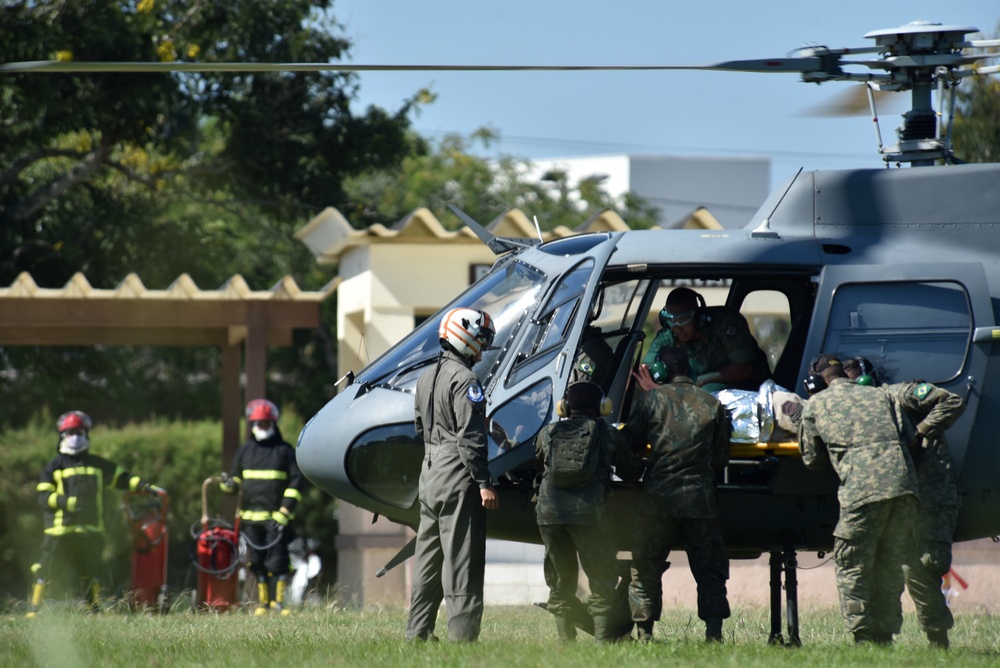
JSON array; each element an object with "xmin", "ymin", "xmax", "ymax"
[{"xmin": 353, "ymin": 259, "xmax": 547, "ymax": 389}]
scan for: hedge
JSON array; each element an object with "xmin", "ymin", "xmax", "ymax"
[{"xmin": 0, "ymin": 413, "xmax": 338, "ymax": 604}]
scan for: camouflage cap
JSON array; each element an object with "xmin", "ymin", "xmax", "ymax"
[{"xmin": 811, "ymin": 354, "xmax": 842, "ymax": 374}]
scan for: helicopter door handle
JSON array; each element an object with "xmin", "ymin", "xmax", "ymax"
[
  {"xmin": 971, "ymin": 327, "xmax": 1000, "ymax": 343},
  {"xmin": 556, "ymin": 352, "xmax": 566, "ymax": 376}
]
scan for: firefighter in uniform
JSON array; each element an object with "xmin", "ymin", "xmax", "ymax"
[
  {"xmin": 534, "ymin": 381, "xmax": 641, "ymax": 642},
  {"xmin": 623, "ymin": 346, "xmax": 732, "ymax": 642},
  {"xmin": 27, "ymin": 410, "xmax": 163, "ymax": 617},
  {"xmin": 220, "ymin": 398, "xmax": 303, "ymax": 616},
  {"xmin": 406, "ymin": 307, "xmax": 499, "ymax": 642}
]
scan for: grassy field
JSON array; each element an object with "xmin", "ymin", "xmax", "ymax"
[{"xmin": 2, "ymin": 601, "xmax": 999, "ymax": 667}]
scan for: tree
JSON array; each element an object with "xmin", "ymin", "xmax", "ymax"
[
  {"xmin": 0, "ymin": 1, "xmax": 418, "ymax": 427},
  {"xmin": 342, "ymin": 129, "xmax": 662, "ymax": 232},
  {"xmin": 951, "ymin": 24, "xmax": 1000, "ymax": 163}
]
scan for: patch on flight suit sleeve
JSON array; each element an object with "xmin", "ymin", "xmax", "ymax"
[
  {"xmin": 725, "ymin": 325, "xmax": 737, "ymax": 336},
  {"xmin": 577, "ymin": 360, "xmax": 595, "ymax": 377},
  {"xmin": 913, "ymin": 383, "xmax": 932, "ymax": 399},
  {"xmin": 467, "ymin": 381, "xmax": 485, "ymax": 403}
]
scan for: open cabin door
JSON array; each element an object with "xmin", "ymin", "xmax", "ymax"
[
  {"xmin": 483, "ymin": 234, "xmax": 623, "ymax": 482},
  {"xmin": 804, "ymin": 263, "xmax": 995, "ymax": 481}
]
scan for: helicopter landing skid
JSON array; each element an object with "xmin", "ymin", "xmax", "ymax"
[{"xmin": 767, "ymin": 543, "xmax": 801, "ymax": 647}]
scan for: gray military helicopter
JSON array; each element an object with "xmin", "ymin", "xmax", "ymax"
[
  {"xmin": 292, "ymin": 20, "xmax": 1000, "ymax": 645},
  {"xmin": 7, "ymin": 19, "xmax": 998, "ymax": 644}
]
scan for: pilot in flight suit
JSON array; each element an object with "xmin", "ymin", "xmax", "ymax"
[{"xmin": 406, "ymin": 308, "xmax": 499, "ymax": 642}]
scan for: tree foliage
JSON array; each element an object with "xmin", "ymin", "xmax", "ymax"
[
  {"xmin": 342, "ymin": 129, "xmax": 662, "ymax": 232},
  {"xmin": 951, "ymin": 23, "xmax": 1000, "ymax": 163},
  {"xmin": 0, "ymin": 1, "xmax": 417, "ymax": 427}
]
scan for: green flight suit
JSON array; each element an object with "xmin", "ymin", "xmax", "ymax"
[{"xmin": 406, "ymin": 349, "xmax": 493, "ymax": 642}]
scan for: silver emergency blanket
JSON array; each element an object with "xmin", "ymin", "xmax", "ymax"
[{"xmin": 713, "ymin": 379, "xmax": 781, "ymax": 443}]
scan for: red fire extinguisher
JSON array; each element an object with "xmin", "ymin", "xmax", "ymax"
[
  {"xmin": 191, "ymin": 476, "xmax": 241, "ymax": 611},
  {"xmin": 123, "ymin": 489, "xmax": 169, "ymax": 611}
]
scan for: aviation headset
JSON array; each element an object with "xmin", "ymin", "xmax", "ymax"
[
  {"xmin": 557, "ymin": 381, "xmax": 613, "ymax": 418},
  {"xmin": 802, "ymin": 354, "xmax": 828, "ymax": 395},
  {"xmin": 658, "ymin": 290, "xmax": 711, "ymax": 330},
  {"xmin": 847, "ymin": 356, "xmax": 878, "ymax": 386}
]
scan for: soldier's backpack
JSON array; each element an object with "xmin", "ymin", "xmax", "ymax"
[{"xmin": 548, "ymin": 419, "xmax": 602, "ymax": 488}]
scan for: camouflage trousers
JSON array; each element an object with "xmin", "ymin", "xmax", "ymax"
[
  {"xmin": 628, "ymin": 513, "xmax": 730, "ymax": 624},
  {"xmin": 833, "ymin": 495, "xmax": 917, "ymax": 636},
  {"xmin": 903, "ymin": 505, "xmax": 958, "ymax": 633},
  {"xmin": 539, "ymin": 523, "xmax": 621, "ymax": 619}
]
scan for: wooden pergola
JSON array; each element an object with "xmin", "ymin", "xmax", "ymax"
[{"xmin": 0, "ymin": 271, "xmax": 336, "ymax": 465}]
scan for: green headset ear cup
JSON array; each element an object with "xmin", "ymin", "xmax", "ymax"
[
  {"xmin": 599, "ymin": 396, "xmax": 613, "ymax": 416},
  {"xmin": 556, "ymin": 398, "xmax": 569, "ymax": 418},
  {"xmin": 649, "ymin": 360, "xmax": 668, "ymax": 384},
  {"xmin": 856, "ymin": 374, "xmax": 875, "ymax": 386}
]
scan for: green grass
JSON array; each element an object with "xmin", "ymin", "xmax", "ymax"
[{"xmin": 2, "ymin": 601, "xmax": 998, "ymax": 667}]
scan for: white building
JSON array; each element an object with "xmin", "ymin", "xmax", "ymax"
[{"xmin": 526, "ymin": 154, "xmax": 770, "ymax": 229}]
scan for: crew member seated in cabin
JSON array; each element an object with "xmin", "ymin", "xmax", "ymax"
[{"xmin": 643, "ymin": 287, "xmax": 772, "ymax": 393}]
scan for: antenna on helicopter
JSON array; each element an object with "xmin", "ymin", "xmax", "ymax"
[
  {"xmin": 447, "ymin": 205, "xmax": 539, "ymax": 255},
  {"xmin": 751, "ymin": 167, "xmax": 803, "ymax": 239},
  {"xmin": 532, "ymin": 215, "xmax": 544, "ymax": 243}
]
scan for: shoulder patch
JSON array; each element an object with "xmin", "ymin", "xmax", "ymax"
[
  {"xmin": 577, "ymin": 360, "xmax": 595, "ymax": 377},
  {"xmin": 725, "ymin": 325, "xmax": 738, "ymax": 336},
  {"xmin": 913, "ymin": 383, "xmax": 932, "ymax": 399},
  {"xmin": 467, "ymin": 381, "xmax": 485, "ymax": 403}
]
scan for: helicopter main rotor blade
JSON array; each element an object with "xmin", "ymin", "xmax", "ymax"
[{"xmin": 0, "ymin": 57, "xmax": 827, "ymax": 75}]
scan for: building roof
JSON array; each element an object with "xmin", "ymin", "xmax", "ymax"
[
  {"xmin": 294, "ymin": 206, "xmax": 720, "ymax": 264},
  {"xmin": 0, "ymin": 272, "xmax": 336, "ymax": 346}
]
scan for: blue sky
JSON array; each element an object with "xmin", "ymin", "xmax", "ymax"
[{"xmin": 332, "ymin": 0, "xmax": 997, "ymax": 188}]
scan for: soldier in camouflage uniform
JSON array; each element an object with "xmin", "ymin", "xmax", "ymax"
[
  {"xmin": 622, "ymin": 346, "xmax": 732, "ymax": 642},
  {"xmin": 406, "ymin": 308, "xmax": 499, "ymax": 642},
  {"xmin": 844, "ymin": 360, "xmax": 965, "ymax": 650},
  {"xmin": 534, "ymin": 381, "xmax": 641, "ymax": 642},
  {"xmin": 798, "ymin": 355, "xmax": 920, "ymax": 645}
]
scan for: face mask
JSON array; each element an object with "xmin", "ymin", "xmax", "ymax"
[
  {"xmin": 252, "ymin": 425, "xmax": 275, "ymax": 441},
  {"xmin": 59, "ymin": 433, "xmax": 90, "ymax": 455}
]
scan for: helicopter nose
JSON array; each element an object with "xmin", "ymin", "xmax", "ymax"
[{"xmin": 296, "ymin": 382, "xmax": 423, "ymax": 512}]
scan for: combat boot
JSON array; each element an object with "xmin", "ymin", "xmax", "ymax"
[
  {"xmin": 927, "ymin": 630, "xmax": 949, "ymax": 650},
  {"xmin": 873, "ymin": 632, "xmax": 894, "ymax": 646},
  {"xmin": 554, "ymin": 615, "xmax": 576, "ymax": 642},
  {"xmin": 635, "ymin": 620, "xmax": 655, "ymax": 643},
  {"xmin": 592, "ymin": 615, "xmax": 618, "ymax": 643},
  {"xmin": 705, "ymin": 617, "xmax": 724, "ymax": 643},
  {"xmin": 255, "ymin": 580, "xmax": 270, "ymax": 616}
]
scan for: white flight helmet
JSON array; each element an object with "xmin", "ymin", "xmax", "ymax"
[{"xmin": 439, "ymin": 308, "xmax": 495, "ymax": 359}]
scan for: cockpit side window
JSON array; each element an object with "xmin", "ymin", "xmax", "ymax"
[
  {"xmin": 354, "ymin": 259, "xmax": 545, "ymax": 389},
  {"xmin": 506, "ymin": 260, "xmax": 594, "ymax": 387}
]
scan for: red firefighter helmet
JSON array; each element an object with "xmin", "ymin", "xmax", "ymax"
[
  {"xmin": 245, "ymin": 399, "xmax": 279, "ymax": 422},
  {"xmin": 57, "ymin": 410, "xmax": 93, "ymax": 434}
]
